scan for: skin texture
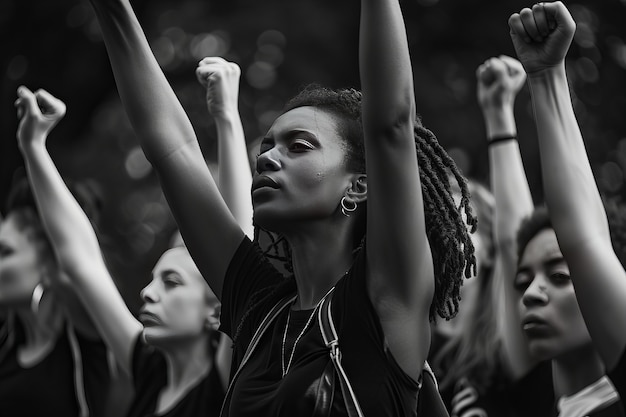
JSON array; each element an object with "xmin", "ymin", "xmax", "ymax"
[
  {"xmin": 254, "ymin": 107, "xmax": 357, "ymax": 231},
  {"xmin": 140, "ymin": 247, "xmax": 219, "ymax": 347},
  {"xmin": 515, "ymin": 229, "xmax": 592, "ymax": 361}
]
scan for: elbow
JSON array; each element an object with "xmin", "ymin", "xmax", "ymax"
[{"xmin": 364, "ymin": 90, "xmax": 416, "ymax": 141}]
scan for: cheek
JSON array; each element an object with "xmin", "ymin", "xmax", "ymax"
[
  {"xmin": 559, "ymin": 291, "xmax": 591, "ymax": 340},
  {"xmin": 165, "ymin": 292, "xmax": 207, "ymax": 329},
  {"xmin": 0, "ymin": 260, "xmax": 41, "ymax": 305}
]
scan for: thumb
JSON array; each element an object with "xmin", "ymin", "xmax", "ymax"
[{"xmin": 34, "ymin": 89, "xmax": 66, "ymax": 118}]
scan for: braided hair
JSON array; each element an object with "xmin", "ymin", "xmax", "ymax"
[{"xmin": 232, "ymin": 85, "xmax": 476, "ymax": 343}]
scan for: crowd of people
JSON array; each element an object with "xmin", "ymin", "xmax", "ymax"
[{"xmin": 1, "ymin": 1, "xmax": 626, "ymax": 416}]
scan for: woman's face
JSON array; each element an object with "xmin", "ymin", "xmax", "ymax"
[
  {"xmin": 0, "ymin": 214, "xmax": 44, "ymax": 307},
  {"xmin": 515, "ymin": 228, "xmax": 592, "ymax": 360},
  {"xmin": 139, "ymin": 247, "xmax": 218, "ymax": 346},
  {"xmin": 253, "ymin": 106, "xmax": 355, "ymax": 232}
]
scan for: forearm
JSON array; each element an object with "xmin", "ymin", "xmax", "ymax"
[
  {"xmin": 215, "ymin": 112, "xmax": 253, "ymax": 239},
  {"xmin": 21, "ymin": 141, "xmax": 104, "ymax": 264},
  {"xmin": 89, "ymin": 0, "xmax": 198, "ymax": 162},
  {"xmin": 489, "ymin": 143, "xmax": 533, "ymax": 251},
  {"xmin": 528, "ymin": 65, "xmax": 610, "ymax": 249},
  {"xmin": 360, "ymin": 0, "xmax": 415, "ymax": 131}
]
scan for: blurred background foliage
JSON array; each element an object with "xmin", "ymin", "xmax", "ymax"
[{"xmin": 1, "ymin": 0, "xmax": 625, "ymax": 312}]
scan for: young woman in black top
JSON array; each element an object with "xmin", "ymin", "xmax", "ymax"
[
  {"xmin": 0, "ymin": 173, "xmax": 110, "ymax": 415},
  {"xmin": 509, "ymin": 1, "xmax": 626, "ymax": 414},
  {"xmin": 12, "ymin": 55, "xmax": 249, "ymax": 417},
  {"xmin": 83, "ymin": 0, "xmax": 476, "ymax": 414}
]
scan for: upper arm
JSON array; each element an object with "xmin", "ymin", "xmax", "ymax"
[
  {"xmin": 359, "ymin": 0, "xmax": 432, "ymax": 380},
  {"xmin": 154, "ymin": 144, "xmax": 245, "ymax": 299},
  {"xmin": 562, "ymin": 236, "xmax": 626, "ymax": 369}
]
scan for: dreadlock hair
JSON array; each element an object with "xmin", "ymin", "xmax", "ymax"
[
  {"xmin": 232, "ymin": 84, "xmax": 476, "ymax": 344},
  {"xmin": 432, "ymin": 179, "xmax": 500, "ymax": 394}
]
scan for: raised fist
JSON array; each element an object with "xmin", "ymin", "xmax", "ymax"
[
  {"xmin": 508, "ymin": 1, "xmax": 576, "ymax": 75},
  {"xmin": 476, "ymin": 55, "xmax": 527, "ymax": 110},
  {"xmin": 15, "ymin": 86, "xmax": 66, "ymax": 148},
  {"xmin": 195, "ymin": 57, "xmax": 241, "ymax": 118}
]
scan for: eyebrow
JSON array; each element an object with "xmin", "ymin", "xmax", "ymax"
[
  {"xmin": 517, "ymin": 256, "xmax": 566, "ymax": 274},
  {"xmin": 264, "ymin": 129, "xmax": 320, "ymax": 144},
  {"xmin": 543, "ymin": 256, "xmax": 566, "ymax": 268}
]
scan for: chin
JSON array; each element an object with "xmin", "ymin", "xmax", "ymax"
[
  {"xmin": 528, "ymin": 341, "xmax": 561, "ymax": 362},
  {"xmin": 252, "ymin": 208, "xmax": 287, "ymax": 234}
]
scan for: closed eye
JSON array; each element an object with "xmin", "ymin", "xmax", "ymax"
[
  {"xmin": 162, "ymin": 272, "xmax": 183, "ymax": 287},
  {"xmin": 550, "ymin": 272, "xmax": 570, "ymax": 285},
  {"xmin": 289, "ymin": 139, "xmax": 314, "ymax": 152},
  {"xmin": 513, "ymin": 272, "xmax": 532, "ymax": 292}
]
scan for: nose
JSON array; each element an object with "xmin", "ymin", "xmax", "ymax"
[
  {"xmin": 140, "ymin": 280, "xmax": 159, "ymax": 303},
  {"xmin": 256, "ymin": 148, "xmax": 280, "ymax": 174},
  {"xmin": 522, "ymin": 275, "xmax": 549, "ymax": 307}
]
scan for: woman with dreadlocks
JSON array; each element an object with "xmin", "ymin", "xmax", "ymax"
[
  {"xmin": 85, "ymin": 0, "xmax": 475, "ymax": 415},
  {"xmin": 509, "ymin": 0, "xmax": 626, "ymax": 411}
]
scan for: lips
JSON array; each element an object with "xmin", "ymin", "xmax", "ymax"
[
  {"xmin": 138, "ymin": 310, "xmax": 162, "ymax": 326},
  {"xmin": 252, "ymin": 175, "xmax": 280, "ymax": 192},
  {"xmin": 521, "ymin": 314, "xmax": 551, "ymax": 335}
]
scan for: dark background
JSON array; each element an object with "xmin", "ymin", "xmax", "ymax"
[{"xmin": 2, "ymin": 0, "xmax": 625, "ymax": 312}]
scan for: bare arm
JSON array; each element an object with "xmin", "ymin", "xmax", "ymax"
[
  {"xmin": 15, "ymin": 86, "xmax": 141, "ymax": 375},
  {"xmin": 510, "ymin": 1, "xmax": 626, "ymax": 369},
  {"xmin": 88, "ymin": 0, "xmax": 244, "ymax": 299},
  {"xmin": 195, "ymin": 57, "xmax": 253, "ymax": 239},
  {"xmin": 477, "ymin": 56, "xmax": 536, "ymax": 379},
  {"xmin": 360, "ymin": 0, "xmax": 431, "ymax": 381}
]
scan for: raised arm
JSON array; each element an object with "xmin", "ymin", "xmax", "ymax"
[
  {"xmin": 510, "ymin": 1, "xmax": 626, "ymax": 369},
  {"xmin": 15, "ymin": 86, "xmax": 141, "ymax": 375},
  {"xmin": 87, "ymin": 0, "xmax": 244, "ymax": 299},
  {"xmin": 477, "ymin": 56, "xmax": 536, "ymax": 379},
  {"xmin": 360, "ymin": 0, "xmax": 431, "ymax": 380},
  {"xmin": 195, "ymin": 57, "xmax": 253, "ymax": 239}
]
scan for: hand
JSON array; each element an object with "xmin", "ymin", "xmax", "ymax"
[
  {"xmin": 476, "ymin": 55, "xmax": 527, "ymax": 110},
  {"xmin": 15, "ymin": 86, "xmax": 66, "ymax": 148},
  {"xmin": 508, "ymin": 1, "xmax": 576, "ymax": 75},
  {"xmin": 195, "ymin": 57, "xmax": 241, "ymax": 119}
]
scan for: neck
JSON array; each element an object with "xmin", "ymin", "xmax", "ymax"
[
  {"xmin": 284, "ymin": 219, "xmax": 356, "ymax": 310},
  {"xmin": 15, "ymin": 304, "xmax": 62, "ymax": 349},
  {"xmin": 552, "ymin": 344, "xmax": 606, "ymax": 398},
  {"xmin": 162, "ymin": 334, "xmax": 213, "ymax": 389}
]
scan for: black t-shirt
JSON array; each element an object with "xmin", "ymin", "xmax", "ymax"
[
  {"xmin": 433, "ymin": 343, "xmax": 555, "ymax": 417},
  {"xmin": 610, "ymin": 349, "xmax": 626, "ymax": 408},
  {"xmin": 0, "ymin": 319, "xmax": 110, "ymax": 417},
  {"xmin": 125, "ymin": 335, "xmax": 225, "ymax": 417},
  {"xmin": 219, "ymin": 237, "xmax": 421, "ymax": 417}
]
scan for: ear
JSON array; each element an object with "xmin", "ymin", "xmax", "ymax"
[{"xmin": 345, "ymin": 174, "xmax": 367, "ymax": 204}]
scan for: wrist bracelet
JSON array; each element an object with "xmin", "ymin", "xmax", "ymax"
[{"xmin": 487, "ymin": 135, "xmax": 517, "ymax": 146}]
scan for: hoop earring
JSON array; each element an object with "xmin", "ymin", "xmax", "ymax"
[
  {"xmin": 31, "ymin": 283, "xmax": 44, "ymax": 315},
  {"xmin": 340, "ymin": 197, "xmax": 357, "ymax": 217}
]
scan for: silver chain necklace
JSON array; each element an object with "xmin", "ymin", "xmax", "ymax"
[
  {"xmin": 280, "ymin": 284, "xmax": 340, "ymax": 379},
  {"xmin": 281, "ymin": 304, "xmax": 319, "ymax": 378}
]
